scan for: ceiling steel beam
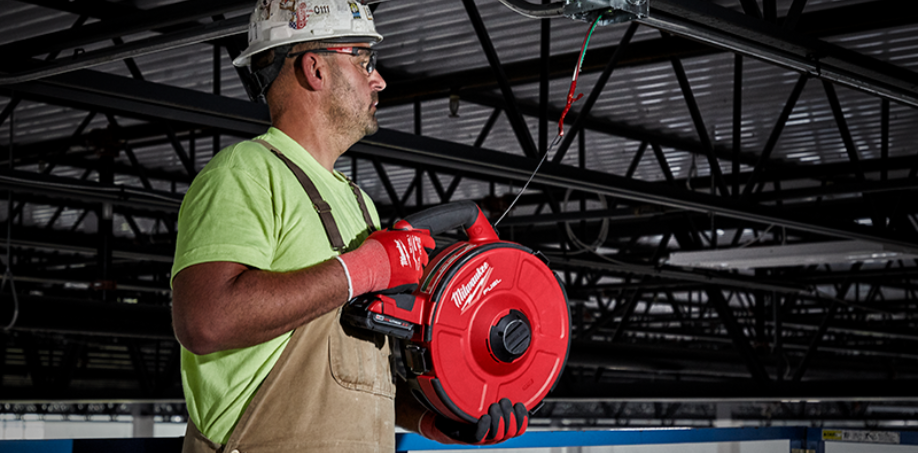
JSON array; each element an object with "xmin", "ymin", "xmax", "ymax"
[
  {"xmin": 751, "ymin": 178, "xmax": 918, "ymax": 202},
  {"xmin": 547, "ymin": 255, "xmax": 809, "ymax": 296},
  {"xmin": 8, "ymin": 70, "xmax": 268, "ymax": 135},
  {"xmin": 380, "ymin": 0, "xmax": 918, "ymax": 105},
  {"xmin": 4, "ymin": 65, "xmax": 781, "ymax": 175},
  {"xmin": 463, "ymin": 92, "xmax": 775, "ymax": 171},
  {"xmin": 0, "ymin": 224, "xmax": 174, "ymax": 263},
  {"xmin": 10, "ymin": 70, "xmax": 918, "ymax": 251},
  {"xmin": 460, "ymin": 0, "xmax": 538, "ymax": 159},
  {"xmin": 8, "ymin": 0, "xmax": 916, "ymax": 106},
  {"xmin": 14, "ymin": 0, "xmax": 136, "ymax": 19},
  {"xmin": 0, "ymin": 169, "xmax": 182, "ymax": 213},
  {"xmin": 689, "ymin": 155, "xmax": 918, "ymax": 193},
  {"xmin": 795, "ymin": 266, "xmax": 918, "ymax": 283},
  {"xmin": 741, "ymin": 74, "xmax": 809, "ymax": 199},
  {"xmin": 551, "ymin": 22, "xmax": 638, "ymax": 164},
  {"xmin": 641, "ymin": 0, "xmax": 918, "ymax": 107},
  {"xmin": 379, "ymin": 34, "xmax": 714, "ymax": 105},
  {"xmin": 0, "ymin": 16, "xmax": 248, "ymax": 85},
  {"xmin": 8, "ymin": 273, "xmax": 170, "ymax": 295},
  {"xmin": 0, "ymin": 0, "xmax": 252, "ymax": 60},
  {"xmin": 357, "ymin": 131, "xmax": 918, "ymax": 250}
]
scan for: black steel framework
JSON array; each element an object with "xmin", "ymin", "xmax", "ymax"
[{"xmin": 1, "ymin": 0, "xmax": 917, "ymax": 430}]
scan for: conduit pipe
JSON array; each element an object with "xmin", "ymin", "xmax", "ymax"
[{"xmin": 496, "ymin": 0, "xmax": 566, "ymax": 19}]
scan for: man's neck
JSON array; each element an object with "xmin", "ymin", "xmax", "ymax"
[{"xmin": 272, "ymin": 116, "xmax": 353, "ymax": 173}]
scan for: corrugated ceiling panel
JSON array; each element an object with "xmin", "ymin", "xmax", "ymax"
[
  {"xmin": 0, "ymin": 0, "xmax": 916, "ymax": 218},
  {"xmin": 0, "ymin": 0, "xmax": 78, "ymax": 46}
]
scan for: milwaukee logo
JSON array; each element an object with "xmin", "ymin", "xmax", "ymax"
[
  {"xmin": 452, "ymin": 262, "xmax": 501, "ymax": 313},
  {"xmin": 395, "ymin": 236, "xmax": 424, "ymax": 270},
  {"xmin": 395, "ymin": 239, "xmax": 409, "ymax": 266}
]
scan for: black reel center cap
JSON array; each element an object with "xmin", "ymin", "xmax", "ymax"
[{"xmin": 489, "ymin": 309, "xmax": 532, "ymax": 363}]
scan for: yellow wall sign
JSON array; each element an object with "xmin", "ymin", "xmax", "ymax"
[{"xmin": 822, "ymin": 429, "xmax": 900, "ymax": 444}]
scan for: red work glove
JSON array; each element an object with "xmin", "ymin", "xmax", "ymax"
[
  {"xmin": 418, "ymin": 399, "xmax": 528, "ymax": 445},
  {"xmin": 336, "ymin": 228, "xmax": 435, "ymax": 299}
]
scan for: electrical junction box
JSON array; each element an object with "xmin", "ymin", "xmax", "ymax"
[{"xmin": 563, "ymin": 0, "xmax": 648, "ymax": 25}]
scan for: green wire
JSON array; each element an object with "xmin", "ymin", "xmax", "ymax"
[{"xmin": 578, "ymin": 13, "xmax": 603, "ymax": 70}]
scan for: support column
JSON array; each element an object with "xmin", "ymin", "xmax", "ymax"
[
  {"xmin": 97, "ymin": 152, "xmax": 115, "ymax": 302},
  {"xmin": 715, "ymin": 402, "xmax": 739, "ymax": 428},
  {"xmin": 132, "ymin": 403, "xmax": 154, "ymax": 438}
]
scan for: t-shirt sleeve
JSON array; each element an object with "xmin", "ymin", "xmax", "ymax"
[{"xmin": 171, "ymin": 165, "xmax": 276, "ymax": 284}]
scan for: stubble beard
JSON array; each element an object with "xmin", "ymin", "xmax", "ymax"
[
  {"xmin": 365, "ymin": 94, "xmax": 380, "ymax": 136},
  {"xmin": 325, "ymin": 65, "xmax": 379, "ymax": 143}
]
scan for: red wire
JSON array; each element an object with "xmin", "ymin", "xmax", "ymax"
[
  {"xmin": 558, "ymin": 84, "xmax": 583, "ymax": 137},
  {"xmin": 558, "ymin": 17, "xmax": 599, "ymax": 137}
]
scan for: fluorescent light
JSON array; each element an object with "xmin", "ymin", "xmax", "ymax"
[{"xmin": 665, "ymin": 240, "xmax": 918, "ymax": 270}]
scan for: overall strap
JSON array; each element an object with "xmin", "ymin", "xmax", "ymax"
[
  {"xmin": 345, "ymin": 175, "xmax": 377, "ymax": 233},
  {"xmin": 251, "ymin": 139, "xmax": 374, "ymax": 252}
]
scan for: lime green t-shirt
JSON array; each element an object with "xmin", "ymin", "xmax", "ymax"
[{"xmin": 171, "ymin": 127, "xmax": 379, "ymax": 445}]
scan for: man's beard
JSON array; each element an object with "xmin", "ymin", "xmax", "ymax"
[
  {"xmin": 365, "ymin": 93, "xmax": 380, "ymax": 136},
  {"xmin": 325, "ymin": 66, "xmax": 378, "ymax": 140}
]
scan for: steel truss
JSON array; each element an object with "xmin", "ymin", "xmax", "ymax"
[{"xmin": 0, "ymin": 0, "xmax": 917, "ymax": 427}]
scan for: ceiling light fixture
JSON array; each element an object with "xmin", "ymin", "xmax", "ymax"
[{"xmin": 665, "ymin": 240, "xmax": 918, "ymax": 270}]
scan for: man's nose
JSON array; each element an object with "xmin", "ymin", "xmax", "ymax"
[{"xmin": 370, "ymin": 69, "xmax": 386, "ymax": 91}]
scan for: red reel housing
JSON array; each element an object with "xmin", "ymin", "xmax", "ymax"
[{"xmin": 346, "ymin": 201, "xmax": 570, "ymax": 423}]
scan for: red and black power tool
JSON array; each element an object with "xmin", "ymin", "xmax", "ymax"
[{"xmin": 343, "ymin": 201, "xmax": 570, "ymax": 424}]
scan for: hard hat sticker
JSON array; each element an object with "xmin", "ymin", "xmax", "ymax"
[
  {"xmin": 293, "ymin": 1, "xmax": 310, "ymax": 30},
  {"xmin": 259, "ymin": 0, "xmax": 273, "ymax": 20},
  {"xmin": 235, "ymin": 0, "xmax": 383, "ymax": 68},
  {"xmin": 365, "ymin": 4, "xmax": 374, "ymax": 20}
]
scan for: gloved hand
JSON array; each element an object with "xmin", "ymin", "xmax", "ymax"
[
  {"xmin": 336, "ymin": 228, "xmax": 435, "ymax": 299},
  {"xmin": 418, "ymin": 399, "xmax": 528, "ymax": 445}
]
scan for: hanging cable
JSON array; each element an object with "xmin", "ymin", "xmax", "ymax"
[
  {"xmin": 494, "ymin": 135, "xmax": 560, "ymax": 226},
  {"xmin": 558, "ymin": 13, "xmax": 602, "ymax": 137},
  {"xmin": 562, "ymin": 188, "xmax": 610, "ymax": 254},
  {"xmin": 496, "ymin": 0, "xmax": 565, "ymax": 19},
  {"xmin": 495, "ymin": 15, "xmax": 607, "ymax": 226}
]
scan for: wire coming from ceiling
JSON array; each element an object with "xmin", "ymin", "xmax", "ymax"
[{"xmin": 495, "ymin": 15, "xmax": 604, "ymax": 226}]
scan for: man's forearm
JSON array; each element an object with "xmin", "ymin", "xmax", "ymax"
[
  {"xmin": 172, "ymin": 227, "xmax": 434, "ymax": 355},
  {"xmin": 172, "ymin": 259, "xmax": 349, "ymax": 355}
]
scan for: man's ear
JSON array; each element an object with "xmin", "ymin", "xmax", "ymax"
[{"xmin": 295, "ymin": 52, "xmax": 327, "ymax": 91}]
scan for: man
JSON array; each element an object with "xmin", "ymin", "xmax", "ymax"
[{"xmin": 171, "ymin": 1, "xmax": 527, "ymax": 452}]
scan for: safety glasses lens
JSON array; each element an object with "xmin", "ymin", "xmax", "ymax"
[{"xmin": 366, "ymin": 52, "xmax": 377, "ymax": 74}]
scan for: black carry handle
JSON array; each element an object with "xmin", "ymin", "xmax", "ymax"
[{"xmin": 398, "ymin": 200, "xmax": 482, "ymax": 236}]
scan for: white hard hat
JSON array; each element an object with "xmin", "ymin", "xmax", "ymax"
[{"xmin": 233, "ymin": 0, "xmax": 383, "ymax": 67}]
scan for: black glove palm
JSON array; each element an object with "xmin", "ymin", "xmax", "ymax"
[{"xmin": 423, "ymin": 398, "xmax": 528, "ymax": 445}]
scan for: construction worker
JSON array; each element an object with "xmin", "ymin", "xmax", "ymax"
[{"xmin": 170, "ymin": 1, "xmax": 527, "ymax": 452}]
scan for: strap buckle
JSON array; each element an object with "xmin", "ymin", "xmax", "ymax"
[{"xmin": 313, "ymin": 201, "xmax": 332, "ymax": 214}]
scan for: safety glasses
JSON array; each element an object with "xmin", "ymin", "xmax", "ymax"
[{"xmin": 287, "ymin": 47, "xmax": 378, "ymax": 75}]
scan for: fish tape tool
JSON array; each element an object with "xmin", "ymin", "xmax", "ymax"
[{"xmin": 343, "ymin": 200, "xmax": 571, "ymax": 423}]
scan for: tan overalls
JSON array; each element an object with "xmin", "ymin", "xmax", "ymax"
[{"xmin": 181, "ymin": 141, "xmax": 396, "ymax": 452}]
